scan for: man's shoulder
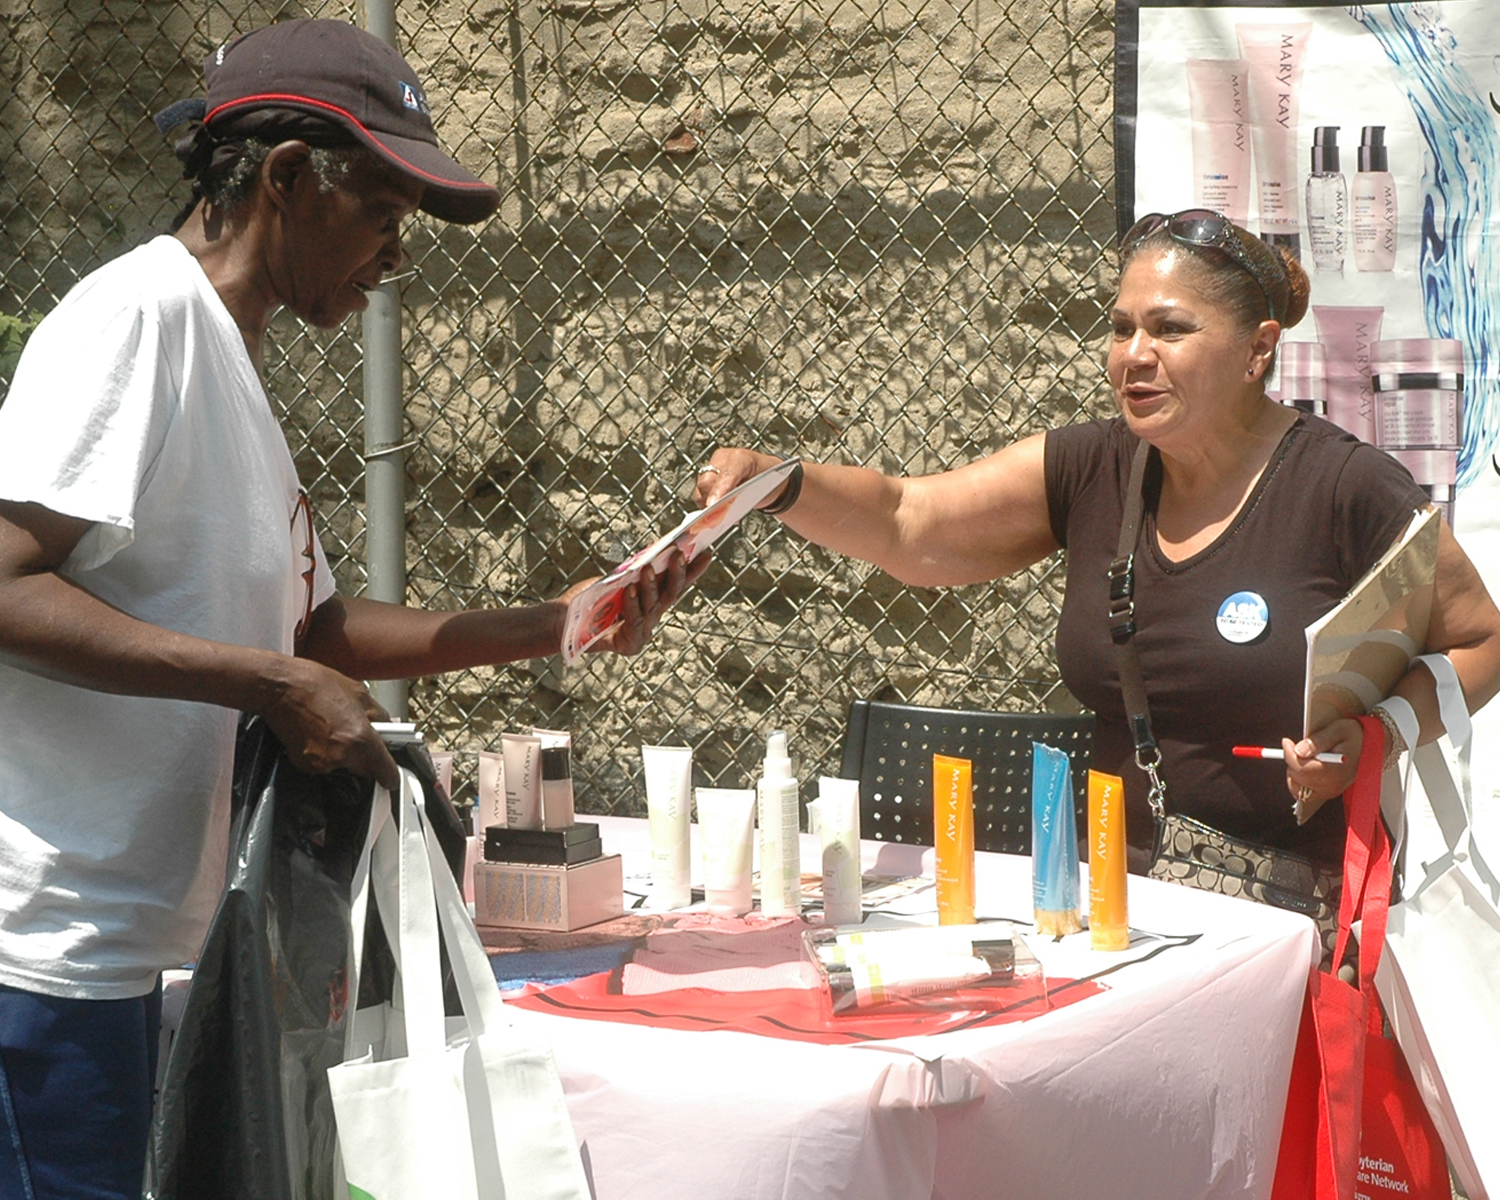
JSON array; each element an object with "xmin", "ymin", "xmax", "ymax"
[
  {"xmin": 48, "ymin": 236, "xmax": 202, "ymax": 327},
  {"xmin": 20, "ymin": 237, "xmax": 215, "ymax": 375}
]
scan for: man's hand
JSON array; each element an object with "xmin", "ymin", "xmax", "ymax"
[
  {"xmin": 560, "ymin": 547, "xmax": 710, "ymax": 657},
  {"xmin": 262, "ymin": 657, "xmax": 401, "ymax": 791}
]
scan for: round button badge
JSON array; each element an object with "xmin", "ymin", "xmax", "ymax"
[{"xmin": 1216, "ymin": 591, "xmax": 1269, "ymax": 644}]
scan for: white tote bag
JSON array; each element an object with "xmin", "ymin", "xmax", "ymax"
[
  {"xmin": 1374, "ymin": 657, "xmax": 1500, "ymax": 1200},
  {"xmin": 328, "ymin": 769, "xmax": 592, "ymax": 1200}
]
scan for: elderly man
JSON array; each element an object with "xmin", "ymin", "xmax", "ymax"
[{"xmin": 0, "ymin": 19, "xmax": 696, "ymax": 1195}]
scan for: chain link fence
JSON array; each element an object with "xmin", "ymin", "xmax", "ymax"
[{"xmin": 0, "ymin": 0, "xmax": 1116, "ymax": 816}]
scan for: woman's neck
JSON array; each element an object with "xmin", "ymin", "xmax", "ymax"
[{"xmin": 1152, "ymin": 396, "xmax": 1297, "ymax": 561}]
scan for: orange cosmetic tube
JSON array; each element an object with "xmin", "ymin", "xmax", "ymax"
[
  {"xmin": 933, "ymin": 754, "xmax": 975, "ymax": 926},
  {"xmin": 1088, "ymin": 770, "xmax": 1130, "ymax": 951}
]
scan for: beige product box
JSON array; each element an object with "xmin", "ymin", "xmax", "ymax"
[{"xmin": 473, "ymin": 854, "xmax": 624, "ymax": 932}]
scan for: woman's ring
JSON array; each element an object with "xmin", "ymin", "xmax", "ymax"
[
  {"xmin": 1296, "ymin": 785, "xmax": 1314, "ymax": 803},
  {"xmin": 697, "ymin": 464, "xmax": 721, "ymax": 477}
]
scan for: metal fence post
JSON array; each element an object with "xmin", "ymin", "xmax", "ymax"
[{"xmin": 360, "ymin": 0, "xmax": 409, "ymax": 720}]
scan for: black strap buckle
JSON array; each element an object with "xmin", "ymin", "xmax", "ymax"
[
  {"xmin": 1108, "ymin": 555, "xmax": 1136, "ymax": 641},
  {"xmin": 1110, "ymin": 558, "xmax": 1140, "ymax": 642},
  {"xmin": 1131, "ymin": 712, "xmax": 1158, "ymax": 756}
]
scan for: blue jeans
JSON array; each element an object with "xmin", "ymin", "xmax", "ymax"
[{"xmin": 0, "ymin": 980, "xmax": 162, "ymax": 1200}]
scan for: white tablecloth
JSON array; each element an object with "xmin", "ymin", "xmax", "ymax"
[{"xmin": 504, "ymin": 816, "xmax": 1318, "ymax": 1200}]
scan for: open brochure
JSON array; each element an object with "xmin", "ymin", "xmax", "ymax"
[
  {"xmin": 1303, "ymin": 504, "xmax": 1441, "ymax": 739},
  {"xmin": 560, "ymin": 458, "xmax": 801, "ymax": 664}
]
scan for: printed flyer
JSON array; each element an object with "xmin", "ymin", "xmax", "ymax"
[{"xmin": 1115, "ymin": 0, "xmax": 1500, "ymax": 822}]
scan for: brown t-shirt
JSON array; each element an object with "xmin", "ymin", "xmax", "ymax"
[{"xmin": 1045, "ymin": 414, "xmax": 1427, "ymax": 868}]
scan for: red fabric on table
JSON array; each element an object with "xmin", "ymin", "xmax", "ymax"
[{"xmin": 508, "ymin": 968, "xmax": 1104, "ymax": 1045}]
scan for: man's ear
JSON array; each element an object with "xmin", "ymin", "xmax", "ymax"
[{"xmin": 260, "ymin": 141, "xmax": 314, "ymax": 214}]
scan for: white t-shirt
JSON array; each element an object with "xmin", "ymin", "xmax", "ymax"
[{"xmin": 0, "ymin": 235, "xmax": 336, "ymax": 999}]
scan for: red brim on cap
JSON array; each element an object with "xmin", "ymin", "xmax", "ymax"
[{"xmin": 207, "ymin": 92, "xmax": 499, "ymax": 225}]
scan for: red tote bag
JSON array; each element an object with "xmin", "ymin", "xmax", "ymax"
[{"xmin": 1271, "ymin": 716, "xmax": 1447, "ymax": 1200}]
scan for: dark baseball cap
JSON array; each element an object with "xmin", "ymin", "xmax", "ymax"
[{"xmin": 195, "ymin": 19, "xmax": 498, "ymax": 224}]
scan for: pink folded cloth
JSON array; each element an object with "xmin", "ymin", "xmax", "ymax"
[{"xmin": 620, "ymin": 914, "xmax": 822, "ymax": 995}]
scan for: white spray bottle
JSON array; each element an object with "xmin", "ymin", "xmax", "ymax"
[{"xmin": 756, "ymin": 730, "xmax": 802, "ymax": 917}]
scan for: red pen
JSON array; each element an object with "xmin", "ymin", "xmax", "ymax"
[{"xmin": 1233, "ymin": 745, "xmax": 1346, "ymax": 765}]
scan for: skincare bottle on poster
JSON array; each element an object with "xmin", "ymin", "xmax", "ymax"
[
  {"xmin": 756, "ymin": 730, "xmax": 802, "ymax": 918},
  {"xmin": 1353, "ymin": 126, "xmax": 1397, "ymax": 272},
  {"xmin": 1305, "ymin": 126, "xmax": 1346, "ymax": 273},
  {"xmin": 1278, "ymin": 341, "xmax": 1327, "ymax": 417},
  {"xmin": 1372, "ymin": 338, "xmax": 1464, "ymax": 526}
]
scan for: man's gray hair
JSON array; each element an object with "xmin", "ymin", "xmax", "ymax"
[{"xmin": 204, "ymin": 140, "xmax": 369, "ymax": 211}]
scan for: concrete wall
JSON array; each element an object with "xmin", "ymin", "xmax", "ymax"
[{"xmin": 0, "ymin": 0, "xmax": 1117, "ymax": 809}]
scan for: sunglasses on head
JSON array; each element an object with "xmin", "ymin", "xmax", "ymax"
[{"xmin": 1121, "ymin": 209, "xmax": 1285, "ymax": 323}]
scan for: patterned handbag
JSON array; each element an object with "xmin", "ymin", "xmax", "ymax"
[
  {"xmin": 1111, "ymin": 440, "xmax": 1340, "ymax": 965},
  {"xmin": 1148, "ymin": 813, "xmax": 1341, "ymax": 963}
]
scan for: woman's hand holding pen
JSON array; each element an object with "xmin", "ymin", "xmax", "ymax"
[{"xmin": 1281, "ymin": 718, "xmax": 1364, "ymax": 824}]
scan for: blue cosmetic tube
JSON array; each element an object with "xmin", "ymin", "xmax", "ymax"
[{"xmin": 1031, "ymin": 742, "xmax": 1083, "ymax": 936}]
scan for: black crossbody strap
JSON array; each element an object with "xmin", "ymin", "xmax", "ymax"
[{"xmin": 1109, "ymin": 438, "xmax": 1168, "ymax": 823}]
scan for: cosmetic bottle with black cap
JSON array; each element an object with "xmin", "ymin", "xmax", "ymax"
[
  {"xmin": 1354, "ymin": 125, "xmax": 1397, "ymax": 272},
  {"xmin": 1306, "ymin": 126, "xmax": 1347, "ymax": 273}
]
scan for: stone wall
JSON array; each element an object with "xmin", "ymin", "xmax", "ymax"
[{"xmin": 0, "ymin": 0, "xmax": 1117, "ymax": 813}]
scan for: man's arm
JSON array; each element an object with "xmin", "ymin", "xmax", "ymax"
[
  {"xmin": 298, "ymin": 549, "xmax": 703, "ymax": 679},
  {"xmin": 0, "ymin": 498, "xmax": 400, "ymax": 788}
]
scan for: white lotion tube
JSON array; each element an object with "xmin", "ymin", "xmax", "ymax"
[
  {"xmin": 428, "ymin": 750, "xmax": 455, "ymax": 800},
  {"xmin": 533, "ymin": 728, "xmax": 575, "ymax": 829},
  {"xmin": 500, "ymin": 733, "xmax": 543, "ymax": 830},
  {"xmin": 476, "ymin": 750, "xmax": 507, "ymax": 832},
  {"xmin": 756, "ymin": 730, "xmax": 802, "ymax": 917},
  {"xmin": 1236, "ymin": 22, "xmax": 1312, "ymax": 255},
  {"xmin": 642, "ymin": 745, "xmax": 693, "ymax": 909},
  {"xmin": 846, "ymin": 955, "xmax": 993, "ymax": 1008},
  {"xmin": 1186, "ymin": 59, "xmax": 1252, "ymax": 224},
  {"xmin": 696, "ymin": 788, "xmax": 756, "ymax": 916},
  {"xmin": 818, "ymin": 777, "xmax": 862, "ymax": 926}
]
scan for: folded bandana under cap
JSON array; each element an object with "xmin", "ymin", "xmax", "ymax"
[{"xmin": 155, "ymin": 18, "xmax": 497, "ymax": 224}]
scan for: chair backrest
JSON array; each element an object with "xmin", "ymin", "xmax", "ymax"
[{"xmin": 838, "ymin": 700, "xmax": 1094, "ymax": 855}]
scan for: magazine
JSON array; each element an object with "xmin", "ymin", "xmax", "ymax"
[
  {"xmin": 560, "ymin": 458, "xmax": 801, "ymax": 664},
  {"xmin": 1303, "ymin": 503, "xmax": 1440, "ymax": 739}
]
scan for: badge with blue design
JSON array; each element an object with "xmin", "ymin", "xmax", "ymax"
[{"xmin": 1216, "ymin": 591, "xmax": 1269, "ymax": 644}]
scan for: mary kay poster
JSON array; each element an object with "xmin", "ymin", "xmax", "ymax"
[{"xmin": 1116, "ymin": 0, "xmax": 1500, "ymax": 835}]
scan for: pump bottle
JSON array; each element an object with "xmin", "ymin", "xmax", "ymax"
[
  {"xmin": 756, "ymin": 730, "xmax": 802, "ymax": 917},
  {"xmin": 1305, "ymin": 126, "xmax": 1346, "ymax": 273},
  {"xmin": 1353, "ymin": 125, "xmax": 1397, "ymax": 272}
]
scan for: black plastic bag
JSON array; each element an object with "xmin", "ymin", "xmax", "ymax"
[{"xmin": 145, "ymin": 715, "xmax": 466, "ymax": 1200}]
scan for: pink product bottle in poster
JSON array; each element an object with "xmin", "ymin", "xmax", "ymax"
[
  {"xmin": 1372, "ymin": 338, "xmax": 1464, "ymax": 526},
  {"xmin": 1236, "ymin": 22, "xmax": 1312, "ymax": 260},
  {"xmin": 1353, "ymin": 126, "xmax": 1397, "ymax": 272},
  {"xmin": 1186, "ymin": 59, "xmax": 1252, "ymax": 225},
  {"xmin": 1278, "ymin": 341, "xmax": 1326, "ymax": 417},
  {"xmin": 1313, "ymin": 305, "xmax": 1384, "ymax": 444}
]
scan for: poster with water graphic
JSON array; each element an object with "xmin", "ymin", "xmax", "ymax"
[{"xmin": 1115, "ymin": 0, "xmax": 1500, "ymax": 835}]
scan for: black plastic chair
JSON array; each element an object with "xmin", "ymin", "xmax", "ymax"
[{"xmin": 838, "ymin": 700, "xmax": 1095, "ymax": 855}]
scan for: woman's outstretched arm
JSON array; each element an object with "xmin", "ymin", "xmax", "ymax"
[{"xmin": 695, "ymin": 434, "xmax": 1058, "ymax": 588}]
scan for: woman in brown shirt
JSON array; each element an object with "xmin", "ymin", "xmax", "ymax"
[{"xmin": 697, "ymin": 211, "xmax": 1500, "ymax": 866}]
